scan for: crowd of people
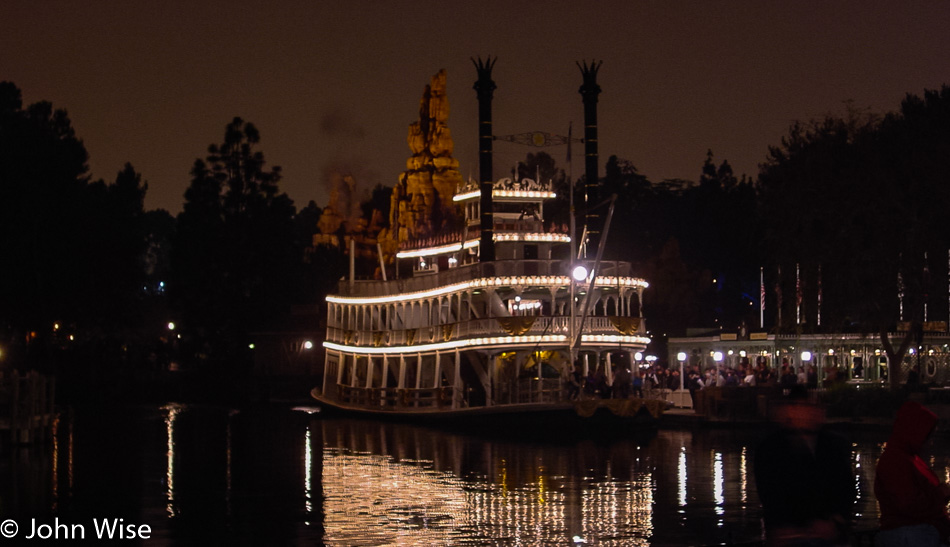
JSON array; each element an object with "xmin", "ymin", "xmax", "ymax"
[
  {"xmin": 565, "ymin": 355, "xmax": 847, "ymax": 402},
  {"xmin": 566, "ymin": 360, "xmax": 682, "ymax": 400},
  {"xmin": 685, "ymin": 358, "xmax": 826, "ymax": 390}
]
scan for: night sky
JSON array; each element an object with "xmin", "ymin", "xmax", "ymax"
[{"xmin": 4, "ymin": 1, "xmax": 950, "ymax": 214}]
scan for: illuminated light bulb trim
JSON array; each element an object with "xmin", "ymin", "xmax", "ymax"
[
  {"xmin": 452, "ymin": 190, "xmax": 558, "ymax": 202},
  {"xmin": 396, "ymin": 234, "xmax": 570, "ymax": 259},
  {"xmin": 325, "ymin": 335, "xmax": 569, "ymax": 354},
  {"xmin": 494, "ymin": 233, "xmax": 570, "ymax": 243},
  {"xmin": 396, "ymin": 239, "xmax": 479, "ymax": 259},
  {"xmin": 327, "ymin": 276, "xmax": 649, "ymax": 304},
  {"xmin": 327, "ymin": 281, "xmax": 473, "ymax": 304},
  {"xmin": 323, "ymin": 334, "xmax": 650, "ymax": 355}
]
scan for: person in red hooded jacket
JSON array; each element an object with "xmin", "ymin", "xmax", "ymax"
[{"xmin": 874, "ymin": 400, "xmax": 950, "ymax": 546}]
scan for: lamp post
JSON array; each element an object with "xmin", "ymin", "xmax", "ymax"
[
  {"xmin": 677, "ymin": 352, "xmax": 687, "ymax": 392},
  {"xmin": 569, "ymin": 264, "xmax": 588, "ymax": 376}
]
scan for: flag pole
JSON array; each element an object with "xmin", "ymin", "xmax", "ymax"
[{"xmin": 796, "ymin": 263, "xmax": 801, "ymax": 325}]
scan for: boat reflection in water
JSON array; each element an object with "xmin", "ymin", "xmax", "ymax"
[
  {"xmin": 320, "ymin": 419, "xmax": 766, "ymax": 546},
  {"xmin": 0, "ymin": 404, "xmax": 898, "ymax": 545}
]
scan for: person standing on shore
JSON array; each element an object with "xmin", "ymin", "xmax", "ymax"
[
  {"xmin": 754, "ymin": 386, "xmax": 855, "ymax": 546},
  {"xmin": 874, "ymin": 401, "xmax": 950, "ymax": 546}
]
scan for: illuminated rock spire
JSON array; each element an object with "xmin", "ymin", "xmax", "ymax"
[{"xmin": 389, "ymin": 69, "xmax": 462, "ymax": 247}]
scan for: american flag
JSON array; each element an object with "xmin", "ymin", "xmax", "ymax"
[{"xmin": 776, "ymin": 267, "xmax": 783, "ymax": 303}]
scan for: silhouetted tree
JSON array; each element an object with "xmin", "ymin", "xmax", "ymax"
[
  {"xmin": 517, "ymin": 151, "xmax": 564, "ymax": 185},
  {"xmin": 143, "ymin": 208, "xmax": 176, "ymax": 294},
  {"xmin": 0, "ymin": 82, "xmax": 90, "ymax": 343},
  {"xmin": 81, "ymin": 163, "xmax": 149, "ymax": 328},
  {"xmin": 517, "ymin": 152, "xmax": 570, "ymax": 230},
  {"xmin": 0, "ymin": 82, "xmax": 153, "ymax": 369},
  {"xmin": 600, "ymin": 155, "xmax": 656, "ymax": 263},
  {"xmin": 758, "ymin": 87, "xmax": 950, "ymax": 386},
  {"xmin": 295, "ymin": 200, "xmax": 323, "ymax": 246},
  {"xmin": 640, "ymin": 237, "xmax": 713, "ymax": 337},
  {"xmin": 170, "ymin": 117, "xmax": 298, "ymax": 366},
  {"xmin": 677, "ymin": 150, "xmax": 758, "ymax": 329}
]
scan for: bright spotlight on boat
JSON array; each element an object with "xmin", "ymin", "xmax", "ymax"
[
  {"xmin": 303, "ymin": 340, "xmax": 314, "ymax": 350},
  {"xmin": 571, "ymin": 265, "xmax": 588, "ymax": 282}
]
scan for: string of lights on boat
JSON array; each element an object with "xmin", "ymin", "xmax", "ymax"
[
  {"xmin": 395, "ymin": 233, "xmax": 571, "ymax": 259},
  {"xmin": 452, "ymin": 189, "xmax": 558, "ymax": 202},
  {"xmin": 323, "ymin": 333, "xmax": 652, "ymax": 355},
  {"xmin": 326, "ymin": 276, "xmax": 649, "ymax": 305}
]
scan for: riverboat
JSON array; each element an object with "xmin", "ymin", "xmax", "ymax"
[
  {"xmin": 310, "ymin": 174, "xmax": 668, "ymax": 430},
  {"xmin": 311, "ymin": 61, "xmax": 668, "ymax": 431}
]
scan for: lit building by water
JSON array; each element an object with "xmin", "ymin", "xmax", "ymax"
[{"xmin": 668, "ymin": 330, "xmax": 950, "ymax": 392}]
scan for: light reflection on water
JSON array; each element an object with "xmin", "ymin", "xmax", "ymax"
[
  {"xmin": 316, "ymin": 420, "xmax": 895, "ymax": 546},
  {"xmin": 319, "ymin": 421, "xmax": 752, "ymax": 546},
  {"xmin": 163, "ymin": 402, "xmax": 180, "ymax": 518},
  {"xmin": 0, "ymin": 404, "xmax": 925, "ymax": 545}
]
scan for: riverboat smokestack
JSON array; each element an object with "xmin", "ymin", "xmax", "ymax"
[
  {"xmin": 578, "ymin": 60, "xmax": 602, "ymax": 251},
  {"xmin": 473, "ymin": 56, "xmax": 497, "ymax": 263}
]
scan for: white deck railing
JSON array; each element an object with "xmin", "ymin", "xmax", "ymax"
[
  {"xmin": 336, "ymin": 259, "xmax": 636, "ymax": 297},
  {"xmin": 325, "ymin": 315, "xmax": 645, "ymax": 346}
]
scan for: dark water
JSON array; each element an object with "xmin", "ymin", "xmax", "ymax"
[{"xmin": 0, "ymin": 404, "xmax": 909, "ymax": 546}]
